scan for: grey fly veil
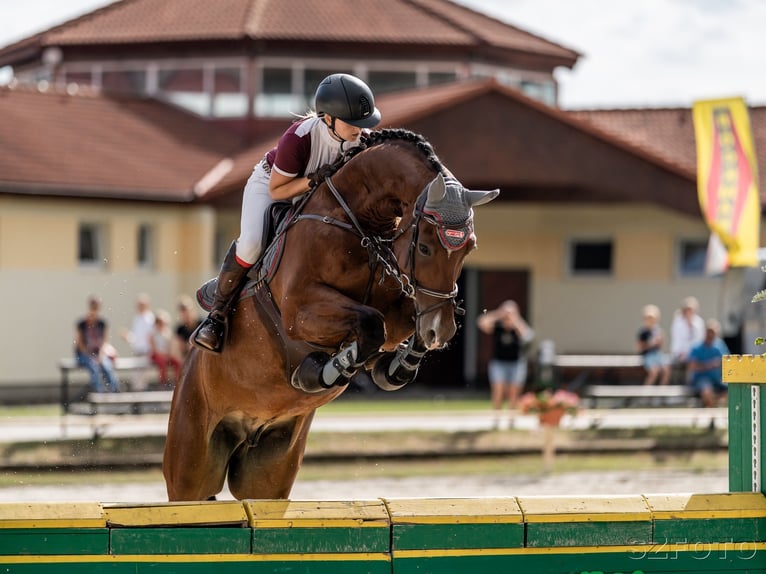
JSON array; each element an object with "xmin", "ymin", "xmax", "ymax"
[{"xmin": 421, "ymin": 173, "xmax": 499, "ymax": 251}]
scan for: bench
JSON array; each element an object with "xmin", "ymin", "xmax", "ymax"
[
  {"xmin": 554, "ymin": 355, "xmax": 644, "ymax": 369},
  {"xmin": 58, "ymin": 356, "xmax": 162, "ymax": 414},
  {"xmin": 583, "ymin": 384, "xmax": 699, "ymax": 408},
  {"xmin": 552, "ymin": 354, "xmax": 646, "ymax": 390},
  {"xmin": 86, "ymin": 390, "xmax": 174, "ymax": 415}
]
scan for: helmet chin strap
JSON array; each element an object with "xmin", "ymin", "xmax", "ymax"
[{"xmin": 325, "ymin": 116, "xmax": 350, "ymax": 151}]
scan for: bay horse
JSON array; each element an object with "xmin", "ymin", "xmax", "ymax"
[{"xmin": 163, "ymin": 129, "xmax": 498, "ymax": 501}]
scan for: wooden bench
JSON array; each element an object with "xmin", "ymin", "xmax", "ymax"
[
  {"xmin": 552, "ymin": 354, "xmax": 646, "ymax": 390},
  {"xmin": 554, "ymin": 354, "xmax": 644, "ymax": 369},
  {"xmin": 58, "ymin": 356, "xmax": 162, "ymax": 414},
  {"xmin": 584, "ymin": 384, "xmax": 699, "ymax": 408},
  {"xmin": 86, "ymin": 390, "xmax": 174, "ymax": 415}
]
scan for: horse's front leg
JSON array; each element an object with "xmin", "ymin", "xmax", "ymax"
[{"xmin": 282, "ymin": 287, "xmax": 386, "ymax": 393}]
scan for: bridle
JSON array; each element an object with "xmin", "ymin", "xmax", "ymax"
[{"xmin": 294, "ymin": 175, "xmax": 468, "ymax": 319}]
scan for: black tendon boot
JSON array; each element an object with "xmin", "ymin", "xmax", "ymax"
[
  {"xmin": 191, "ymin": 242, "xmax": 252, "ymax": 353},
  {"xmin": 291, "ymin": 342, "xmax": 359, "ymax": 393}
]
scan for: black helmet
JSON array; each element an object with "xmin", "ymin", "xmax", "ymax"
[{"xmin": 314, "ymin": 73, "xmax": 381, "ymax": 128}]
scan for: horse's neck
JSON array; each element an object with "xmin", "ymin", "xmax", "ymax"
[{"xmin": 333, "ymin": 150, "xmax": 431, "ymax": 236}]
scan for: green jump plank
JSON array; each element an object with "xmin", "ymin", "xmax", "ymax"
[
  {"xmin": 519, "ymin": 495, "xmax": 652, "ymax": 548},
  {"xmin": 0, "ymin": 555, "xmax": 391, "ymax": 574},
  {"xmin": 647, "ymin": 493, "xmax": 766, "ymax": 545},
  {"xmin": 0, "ymin": 502, "xmax": 108, "ymax": 556},
  {"xmin": 246, "ymin": 500, "xmax": 390, "ymax": 554},
  {"xmin": 386, "ymin": 497, "xmax": 524, "ymax": 551}
]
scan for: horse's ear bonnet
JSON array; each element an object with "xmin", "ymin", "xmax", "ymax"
[{"xmin": 422, "ymin": 173, "xmax": 497, "ymax": 251}]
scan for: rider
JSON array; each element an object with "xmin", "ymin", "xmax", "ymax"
[{"xmin": 192, "ymin": 73, "xmax": 381, "ymax": 353}]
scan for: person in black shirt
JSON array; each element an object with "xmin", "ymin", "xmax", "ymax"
[
  {"xmin": 477, "ymin": 300, "xmax": 534, "ymax": 428},
  {"xmin": 174, "ymin": 295, "xmax": 202, "ymax": 363}
]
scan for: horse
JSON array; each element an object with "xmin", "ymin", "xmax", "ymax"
[{"xmin": 163, "ymin": 129, "xmax": 498, "ymax": 501}]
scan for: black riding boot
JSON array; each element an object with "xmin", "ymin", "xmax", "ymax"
[{"xmin": 191, "ymin": 242, "xmax": 252, "ymax": 353}]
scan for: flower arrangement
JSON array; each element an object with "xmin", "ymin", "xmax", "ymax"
[
  {"xmin": 518, "ymin": 388, "xmax": 579, "ymax": 414},
  {"xmin": 518, "ymin": 388, "xmax": 580, "ymax": 426}
]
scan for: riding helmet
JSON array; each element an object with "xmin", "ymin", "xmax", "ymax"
[{"xmin": 314, "ymin": 73, "xmax": 381, "ymax": 128}]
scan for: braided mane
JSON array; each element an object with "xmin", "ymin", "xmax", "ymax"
[{"xmin": 325, "ymin": 128, "xmax": 446, "ymax": 179}]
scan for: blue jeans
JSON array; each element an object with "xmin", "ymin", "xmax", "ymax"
[
  {"xmin": 691, "ymin": 370, "xmax": 727, "ymax": 395},
  {"xmin": 76, "ymin": 351, "xmax": 120, "ymax": 393}
]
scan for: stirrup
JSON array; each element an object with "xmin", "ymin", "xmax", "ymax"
[{"xmin": 190, "ymin": 315, "xmax": 226, "ymax": 354}]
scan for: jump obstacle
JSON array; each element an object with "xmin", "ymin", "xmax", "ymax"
[{"xmin": 0, "ymin": 355, "xmax": 764, "ymax": 574}]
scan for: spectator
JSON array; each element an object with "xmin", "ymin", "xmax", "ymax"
[
  {"xmin": 670, "ymin": 296, "xmax": 705, "ymax": 375},
  {"xmin": 687, "ymin": 319, "xmax": 729, "ymax": 407},
  {"xmin": 150, "ymin": 309, "xmax": 182, "ymax": 387},
  {"xmin": 121, "ymin": 293, "xmax": 155, "ymax": 390},
  {"xmin": 636, "ymin": 304, "xmax": 670, "ymax": 385},
  {"xmin": 477, "ymin": 300, "xmax": 534, "ymax": 428},
  {"xmin": 122, "ymin": 293, "xmax": 155, "ymax": 356},
  {"xmin": 174, "ymin": 294, "xmax": 201, "ymax": 362},
  {"xmin": 74, "ymin": 295, "xmax": 120, "ymax": 393}
]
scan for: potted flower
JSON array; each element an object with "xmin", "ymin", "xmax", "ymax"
[{"xmin": 518, "ymin": 387, "xmax": 580, "ymax": 427}]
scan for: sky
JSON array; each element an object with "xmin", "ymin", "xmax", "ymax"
[{"xmin": 1, "ymin": 0, "xmax": 765, "ymax": 109}]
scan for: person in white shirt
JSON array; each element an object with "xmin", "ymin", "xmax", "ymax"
[
  {"xmin": 124, "ymin": 293, "xmax": 155, "ymax": 356},
  {"xmin": 121, "ymin": 293, "xmax": 156, "ymax": 389},
  {"xmin": 669, "ymin": 296, "xmax": 705, "ymax": 382}
]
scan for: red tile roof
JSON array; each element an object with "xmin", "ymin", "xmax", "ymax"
[
  {"xmin": 3, "ymin": 78, "xmax": 762, "ymax": 209},
  {"xmin": 0, "ymin": 83, "xmax": 240, "ymax": 200},
  {"xmin": 376, "ymin": 79, "xmax": 699, "ymax": 181},
  {"xmin": 0, "ymin": 0, "xmax": 579, "ymax": 67},
  {"xmin": 570, "ymin": 106, "xmax": 766, "ymax": 197}
]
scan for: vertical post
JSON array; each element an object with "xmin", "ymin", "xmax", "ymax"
[
  {"xmin": 542, "ymin": 425, "xmax": 556, "ymax": 472},
  {"xmin": 722, "ymin": 355, "xmax": 765, "ymax": 493}
]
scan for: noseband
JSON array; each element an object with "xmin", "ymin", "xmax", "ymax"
[{"xmin": 298, "ymin": 176, "xmax": 466, "ymax": 318}]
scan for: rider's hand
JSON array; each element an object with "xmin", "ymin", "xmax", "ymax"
[{"xmin": 307, "ymin": 164, "xmax": 336, "ymax": 188}]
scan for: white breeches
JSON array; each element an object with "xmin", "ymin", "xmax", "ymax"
[{"xmin": 236, "ymin": 164, "xmax": 272, "ymax": 265}]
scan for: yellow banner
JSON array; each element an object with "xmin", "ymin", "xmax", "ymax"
[{"xmin": 692, "ymin": 97, "xmax": 760, "ymax": 267}]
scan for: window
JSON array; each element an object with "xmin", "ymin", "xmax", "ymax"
[
  {"xmin": 137, "ymin": 224, "xmax": 155, "ymax": 269},
  {"xmin": 367, "ymin": 71, "xmax": 417, "ymax": 95},
  {"xmin": 520, "ymin": 80, "xmax": 556, "ymax": 106},
  {"xmin": 64, "ymin": 70, "xmax": 92, "ymax": 86},
  {"xmin": 255, "ymin": 67, "xmax": 301, "ymax": 117},
  {"xmin": 102, "ymin": 70, "xmax": 146, "ymax": 94},
  {"xmin": 212, "ymin": 67, "xmax": 247, "ymax": 118},
  {"xmin": 569, "ymin": 239, "xmax": 613, "ymax": 275},
  {"xmin": 159, "ymin": 67, "xmax": 209, "ymax": 115},
  {"xmin": 678, "ymin": 239, "xmax": 708, "ymax": 276},
  {"xmin": 78, "ymin": 223, "xmax": 105, "ymax": 267},
  {"xmin": 428, "ymin": 71, "xmax": 457, "ymax": 86}
]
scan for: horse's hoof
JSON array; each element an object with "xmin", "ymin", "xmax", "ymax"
[
  {"xmin": 291, "ymin": 352, "xmax": 333, "ymax": 393},
  {"xmin": 371, "ymin": 354, "xmax": 417, "ymax": 391}
]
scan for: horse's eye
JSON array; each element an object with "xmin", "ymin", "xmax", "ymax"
[{"xmin": 418, "ymin": 243, "xmax": 431, "ymax": 256}]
